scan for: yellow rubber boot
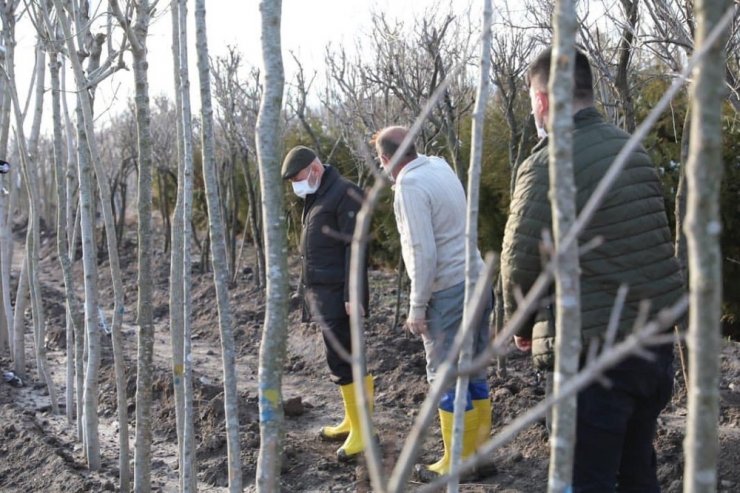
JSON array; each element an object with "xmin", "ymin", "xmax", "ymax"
[
  {"xmin": 336, "ymin": 375, "xmax": 374, "ymax": 461},
  {"xmin": 472, "ymin": 398, "xmax": 492, "ymax": 448},
  {"xmin": 472, "ymin": 397, "xmax": 497, "ymax": 478},
  {"xmin": 319, "ymin": 392, "xmax": 351, "ymax": 441},
  {"xmin": 421, "ymin": 407, "xmax": 479, "ymax": 479}
]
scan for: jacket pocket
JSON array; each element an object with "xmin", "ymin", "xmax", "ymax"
[{"xmin": 531, "ymin": 305, "xmax": 556, "ymax": 371}]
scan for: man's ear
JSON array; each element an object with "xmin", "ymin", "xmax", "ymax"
[{"xmin": 535, "ymin": 90, "xmax": 549, "ymax": 118}]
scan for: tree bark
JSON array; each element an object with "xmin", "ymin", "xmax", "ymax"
[
  {"xmin": 683, "ymin": 1, "xmax": 730, "ymax": 491},
  {"xmin": 54, "ymin": 0, "xmax": 130, "ymax": 477},
  {"xmin": 1, "ymin": 9, "xmax": 59, "ymax": 416},
  {"xmin": 104, "ymin": 0, "xmax": 156, "ymax": 488},
  {"xmin": 195, "ymin": 2, "xmax": 242, "ymax": 490},
  {"xmin": 173, "ymin": 0, "xmax": 197, "ymax": 490},
  {"xmin": 167, "ymin": 1, "xmax": 188, "ymax": 490},
  {"xmin": 128, "ymin": 1, "xmax": 156, "ymax": 489},
  {"xmin": 49, "ymin": 50, "xmax": 86, "ymax": 433},
  {"xmin": 448, "ymin": 2, "xmax": 493, "ymax": 491},
  {"xmin": 547, "ymin": 1, "xmax": 581, "ymax": 491},
  {"xmin": 256, "ymin": 1, "xmax": 289, "ymax": 490}
]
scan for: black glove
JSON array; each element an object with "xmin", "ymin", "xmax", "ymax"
[{"xmin": 0, "ymin": 160, "xmax": 8, "ymax": 174}]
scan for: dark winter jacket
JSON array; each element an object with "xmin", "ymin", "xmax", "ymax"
[
  {"xmin": 501, "ymin": 107, "xmax": 684, "ymax": 370},
  {"xmin": 300, "ymin": 165, "xmax": 369, "ymax": 322}
]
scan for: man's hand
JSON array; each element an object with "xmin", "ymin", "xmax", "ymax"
[
  {"xmin": 404, "ymin": 317, "xmax": 428, "ymax": 337},
  {"xmin": 344, "ymin": 302, "xmax": 365, "ymax": 317},
  {"xmin": 514, "ymin": 335, "xmax": 532, "ymax": 352}
]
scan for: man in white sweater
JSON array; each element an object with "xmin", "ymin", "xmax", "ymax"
[{"xmin": 373, "ymin": 126, "xmax": 494, "ymax": 481}]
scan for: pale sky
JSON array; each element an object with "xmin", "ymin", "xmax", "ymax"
[{"xmin": 12, "ymin": 0, "xmax": 476, "ymax": 128}]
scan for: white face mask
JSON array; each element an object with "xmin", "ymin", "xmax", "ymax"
[
  {"xmin": 291, "ymin": 168, "xmax": 320, "ymax": 198},
  {"xmin": 536, "ymin": 123, "xmax": 548, "ymax": 140}
]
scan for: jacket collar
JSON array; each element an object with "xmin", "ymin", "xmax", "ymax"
[
  {"xmin": 314, "ymin": 165, "xmax": 338, "ymax": 197},
  {"xmin": 531, "ymin": 106, "xmax": 603, "ymax": 153},
  {"xmin": 573, "ymin": 106, "xmax": 603, "ymax": 127},
  {"xmin": 397, "ymin": 154, "xmax": 428, "ymax": 183},
  {"xmin": 303, "ymin": 165, "xmax": 337, "ymax": 218}
]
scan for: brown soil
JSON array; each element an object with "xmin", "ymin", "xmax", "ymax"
[{"xmin": 1, "ymin": 230, "xmax": 739, "ymax": 492}]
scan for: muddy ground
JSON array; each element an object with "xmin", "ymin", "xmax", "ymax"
[{"xmin": 0, "ymin": 228, "xmax": 739, "ymax": 492}]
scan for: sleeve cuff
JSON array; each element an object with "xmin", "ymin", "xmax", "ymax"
[{"xmin": 408, "ymin": 304, "xmax": 427, "ymax": 320}]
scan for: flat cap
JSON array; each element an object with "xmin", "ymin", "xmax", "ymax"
[{"xmin": 281, "ymin": 146, "xmax": 317, "ymax": 180}]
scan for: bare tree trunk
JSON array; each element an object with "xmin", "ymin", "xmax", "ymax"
[
  {"xmin": 61, "ymin": 58, "xmax": 83, "ymax": 431},
  {"xmin": 3, "ymin": 46, "xmax": 60, "ymax": 416},
  {"xmin": 256, "ymin": 1, "xmax": 289, "ymax": 490},
  {"xmin": 673, "ymin": 109, "xmax": 691, "ymax": 386},
  {"xmin": 615, "ymin": 0, "xmax": 639, "ymax": 132},
  {"xmin": 683, "ymin": 1, "xmax": 730, "ymax": 491},
  {"xmin": 49, "ymin": 51, "xmax": 86, "ymax": 431},
  {"xmin": 168, "ymin": 1, "xmax": 188, "ymax": 490},
  {"xmin": 53, "ymin": 0, "xmax": 130, "ymax": 476},
  {"xmin": 75, "ymin": 101, "xmax": 102, "ymax": 469},
  {"xmin": 25, "ymin": 42, "xmax": 46, "ymax": 379},
  {"xmin": 12, "ymin": 257, "xmax": 27, "ymax": 378},
  {"xmin": 448, "ymin": 3, "xmax": 492, "ymax": 491},
  {"xmin": 675, "ymin": 109, "xmax": 691, "ymax": 281},
  {"xmin": 74, "ymin": 103, "xmax": 94, "ymax": 447},
  {"xmin": 173, "ymin": 1, "xmax": 197, "ymax": 490},
  {"xmin": 547, "ymin": 1, "xmax": 581, "ymax": 491},
  {"xmin": 195, "ymin": 2, "xmax": 242, "ymax": 490},
  {"xmin": 116, "ymin": 0, "xmax": 157, "ymax": 488},
  {"xmin": 0, "ymin": 5, "xmax": 13, "ymax": 350},
  {"xmin": 239, "ymin": 151, "xmax": 265, "ymax": 289}
]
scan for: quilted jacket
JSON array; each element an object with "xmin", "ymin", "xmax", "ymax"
[
  {"xmin": 501, "ymin": 107, "xmax": 684, "ymax": 369},
  {"xmin": 299, "ymin": 165, "xmax": 369, "ymax": 322}
]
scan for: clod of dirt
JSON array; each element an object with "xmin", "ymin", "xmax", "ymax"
[{"xmin": 284, "ymin": 396, "xmax": 305, "ymax": 417}]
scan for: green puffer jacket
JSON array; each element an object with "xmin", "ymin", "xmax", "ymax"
[{"xmin": 501, "ymin": 107, "xmax": 684, "ymax": 370}]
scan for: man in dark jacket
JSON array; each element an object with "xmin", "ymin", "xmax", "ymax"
[
  {"xmin": 282, "ymin": 146, "xmax": 372, "ymax": 462},
  {"xmin": 501, "ymin": 48, "xmax": 684, "ymax": 491}
]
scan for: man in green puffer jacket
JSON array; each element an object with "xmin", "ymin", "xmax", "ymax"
[{"xmin": 501, "ymin": 48, "xmax": 684, "ymax": 492}]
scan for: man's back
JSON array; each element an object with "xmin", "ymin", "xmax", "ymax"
[
  {"xmin": 503, "ymin": 108, "xmax": 684, "ymax": 345},
  {"xmin": 394, "ymin": 155, "xmax": 469, "ymax": 294}
]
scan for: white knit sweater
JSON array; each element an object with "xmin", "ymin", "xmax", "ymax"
[{"xmin": 393, "ymin": 154, "xmax": 484, "ymax": 320}]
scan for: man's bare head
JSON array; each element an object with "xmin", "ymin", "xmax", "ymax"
[
  {"xmin": 375, "ymin": 126, "xmax": 413, "ymax": 158},
  {"xmin": 372, "ymin": 126, "xmax": 418, "ymax": 180}
]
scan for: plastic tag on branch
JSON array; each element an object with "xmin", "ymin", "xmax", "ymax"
[
  {"xmin": 3, "ymin": 371, "xmax": 23, "ymax": 387},
  {"xmin": 98, "ymin": 306, "xmax": 111, "ymax": 335}
]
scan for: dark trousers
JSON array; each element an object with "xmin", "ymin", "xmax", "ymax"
[
  {"xmin": 321, "ymin": 317, "xmax": 354, "ymax": 386},
  {"xmin": 573, "ymin": 345, "xmax": 674, "ymax": 492}
]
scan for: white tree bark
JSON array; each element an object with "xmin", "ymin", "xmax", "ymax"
[
  {"xmin": 168, "ymin": 1, "xmax": 188, "ymax": 490},
  {"xmin": 683, "ymin": 1, "xmax": 731, "ymax": 491},
  {"xmin": 255, "ymin": 1, "xmax": 289, "ymax": 490},
  {"xmin": 1, "ymin": 38, "xmax": 59, "ymax": 416},
  {"xmin": 448, "ymin": 3, "xmax": 493, "ymax": 492},
  {"xmin": 26, "ymin": 43, "xmax": 47, "ymax": 378},
  {"xmin": 63, "ymin": 62, "xmax": 81, "ymax": 428},
  {"xmin": 2, "ymin": 0, "xmax": 22, "ymax": 373},
  {"xmin": 11, "ymin": 257, "xmax": 28, "ymax": 378},
  {"xmin": 547, "ymin": 2, "xmax": 581, "ymax": 491},
  {"xmin": 0, "ymin": 5, "xmax": 13, "ymax": 343},
  {"xmin": 71, "ymin": 50, "xmax": 104, "ymax": 472},
  {"xmin": 53, "ymin": 0, "xmax": 131, "ymax": 477},
  {"xmin": 49, "ymin": 50, "xmax": 85, "ymax": 432},
  {"xmin": 195, "ymin": 0, "xmax": 242, "ymax": 491},
  {"xmin": 106, "ymin": 0, "xmax": 157, "ymax": 489},
  {"xmin": 172, "ymin": 0, "xmax": 197, "ymax": 490}
]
